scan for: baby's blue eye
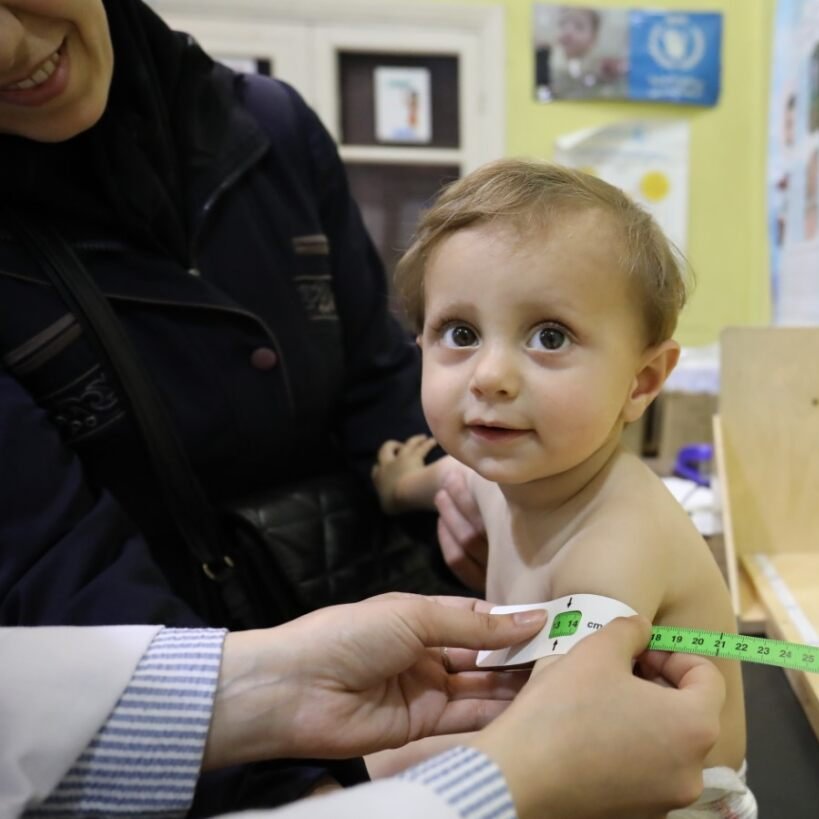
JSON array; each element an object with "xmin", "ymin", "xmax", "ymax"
[
  {"xmin": 442, "ymin": 325, "xmax": 479, "ymax": 348},
  {"xmin": 529, "ymin": 326, "xmax": 569, "ymax": 351}
]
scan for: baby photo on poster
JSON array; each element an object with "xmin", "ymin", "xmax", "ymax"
[{"xmin": 534, "ymin": 4, "xmax": 630, "ymax": 101}]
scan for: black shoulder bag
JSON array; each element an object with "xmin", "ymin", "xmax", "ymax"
[{"xmin": 9, "ymin": 219, "xmax": 463, "ymax": 629}]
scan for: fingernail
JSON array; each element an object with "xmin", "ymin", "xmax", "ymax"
[{"xmin": 513, "ymin": 609, "xmax": 547, "ymax": 626}]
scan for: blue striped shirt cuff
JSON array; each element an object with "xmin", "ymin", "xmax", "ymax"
[
  {"xmin": 27, "ymin": 627, "xmax": 227, "ymax": 818},
  {"xmin": 398, "ymin": 746, "xmax": 518, "ymax": 819}
]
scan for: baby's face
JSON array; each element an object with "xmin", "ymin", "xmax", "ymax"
[
  {"xmin": 557, "ymin": 9, "xmax": 598, "ymax": 59},
  {"xmin": 418, "ymin": 212, "xmax": 648, "ymax": 487}
]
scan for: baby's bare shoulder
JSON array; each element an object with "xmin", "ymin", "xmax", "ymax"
[
  {"xmin": 600, "ymin": 453, "xmax": 699, "ymax": 535},
  {"xmin": 550, "ymin": 455, "xmax": 701, "ymax": 617}
]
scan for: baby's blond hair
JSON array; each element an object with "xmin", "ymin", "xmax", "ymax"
[{"xmin": 395, "ymin": 158, "xmax": 690, "ymax": 346}]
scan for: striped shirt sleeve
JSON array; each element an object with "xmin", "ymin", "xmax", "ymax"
[
  {"xmin": 26, "ymin": 627, "xmax": 227, "ymax": 818},
  {"xmin": 398, "ymin": 746, "xmax": 518, "ymax": 819}
]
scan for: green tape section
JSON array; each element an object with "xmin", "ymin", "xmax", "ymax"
[
  {"xmin": 650, "ymin": 625, "xmax": 819, "ymax": 673},
  {"xmin": 549, "ymin": 610, "xmax": 582, "ymax": 638}
]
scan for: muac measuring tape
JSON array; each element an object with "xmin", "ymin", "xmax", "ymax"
[{"xmin": 475, "ymin": 594, "xmax": 819, "ymax": 674}]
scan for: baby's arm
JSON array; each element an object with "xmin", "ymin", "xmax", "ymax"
[
  {"xmin": 549, "ymin": 512, "xmax": 671, "ymax": 623},
  {"xmin": 372, "ymin": 435, "xmax": 468, "ymax": 514}
]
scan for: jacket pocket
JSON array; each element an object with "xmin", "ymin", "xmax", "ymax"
[{"xmin": 290, "ymin": 234, "xmax": 338, "ymax": 323}]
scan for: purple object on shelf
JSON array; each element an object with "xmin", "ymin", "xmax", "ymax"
[{"xmin": 674, "ymin": 443, "xmax": 713, "ymax": 487}]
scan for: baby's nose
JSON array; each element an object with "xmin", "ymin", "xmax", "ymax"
[{"xmin": 469, "ymin": 346, "xmax": 520, "ymax": 398}]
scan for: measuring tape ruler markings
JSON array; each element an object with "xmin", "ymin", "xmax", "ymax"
[
  {"xmin": 476, "ymin": 594, "xmax": 819, "ymax": 674},
  {"xmin": 649, "ymin": 625, "xmax": 818, "ymax": 674}
]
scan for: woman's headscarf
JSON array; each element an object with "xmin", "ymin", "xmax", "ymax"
[{"xmin": 2, "ymin": 0, "xmax": 235, "ymax": 263}]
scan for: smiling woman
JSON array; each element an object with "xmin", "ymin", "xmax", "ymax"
[
  {"xmin": 0, "ymin": 0, "xmax": 462, "ymax": 810},
  {"xmin": 0, "ymin": 0, "xmax": 113, "ymax": 141}
]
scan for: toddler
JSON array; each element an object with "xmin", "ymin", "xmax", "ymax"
[{"xmin": 374, "ymin": 159, "xmax": 756, "ymax": 817}]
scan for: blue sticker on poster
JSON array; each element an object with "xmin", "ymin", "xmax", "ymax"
[{"xmin": 628, "ymin": 12, "xmax": 722, "ymax": 106}]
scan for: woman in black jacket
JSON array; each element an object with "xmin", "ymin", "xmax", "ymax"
[{"xmin": 0, "ymin": 0, "xmax": 472, "ymax": 811}]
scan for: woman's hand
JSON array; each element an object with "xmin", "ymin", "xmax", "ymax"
[
  {"xmin": 203, "ymin": 593, "xmax": 546, "ymax": 769},
  {"xmin": 434, "ymin": 465, "xmax": 488, "ymax": 592},
  {"xmin": 472, "ymin": 616, "xmax": 724, "ymax": 819}
]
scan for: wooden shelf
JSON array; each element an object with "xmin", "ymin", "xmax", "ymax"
[
  {"xmin": 715, "ymin": 327, "xmax": 819, "ymax": 740},
  {"xmin": 742, "ymin": 553, "xmax": 819, "ymax": 739}
]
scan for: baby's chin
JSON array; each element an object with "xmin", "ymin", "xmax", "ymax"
[{"xmin": 460, "ymin": 458, "xmax": 550, "ymax": 487}]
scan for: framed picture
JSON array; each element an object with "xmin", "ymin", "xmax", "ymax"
[{"xmin": 374, "ymin": 66, "xmax": 432, "ymax": 144}]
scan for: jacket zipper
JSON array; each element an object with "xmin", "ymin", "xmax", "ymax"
[{"xmin": 190, "ymin": 138, "xmax": 270, "ymax": 265}]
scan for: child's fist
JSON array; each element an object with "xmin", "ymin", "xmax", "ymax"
[{"xmin": 372, "ymin": 434, "xmax": 438, "ymax": 513}]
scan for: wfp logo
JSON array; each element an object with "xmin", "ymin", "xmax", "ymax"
[{"xmin": 647, "ymin": 19, "xmax": 706, "ymax": 71}]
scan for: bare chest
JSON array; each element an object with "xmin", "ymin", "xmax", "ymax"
[{"xmin": 482, "ymin": 504, "xmax": 562, "ymax": 605}]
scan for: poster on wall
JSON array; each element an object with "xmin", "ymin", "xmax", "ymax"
[
  {"xmin": 374, "ymin": 66, "xmax": 432, "ymax": 144},
  {"xmin": 768, "ymin": 0, "xmax": 819, "ymax": 324},
  {"xmin": 554, "ymin": 119, "xmax": 690, "ymax": 252},
  {"xmin": 534, "ymin": 5, "xmax": 722, "ymax": 106}
]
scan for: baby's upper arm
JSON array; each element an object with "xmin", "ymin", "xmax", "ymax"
[{"xmin": 549, "ymin": 512, "xmax": 671, "ymax": 621}]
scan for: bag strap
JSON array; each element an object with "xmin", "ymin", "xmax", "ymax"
[{"xmin": 7, "ymin": 216, "xmax": 255, "ymax": 626}]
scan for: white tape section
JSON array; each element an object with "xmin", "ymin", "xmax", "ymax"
[{"xmin": 476, "ymin": 594, "xmax": 637, "ymax": 668}]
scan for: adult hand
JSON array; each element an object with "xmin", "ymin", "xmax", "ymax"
[
  {"xmin": 434, "ymin": 465, "xmax": 488, "ymax": 593},
  {"xmin": 471, "ymin": 616, "xmax": 724, "ymax": 819},
  {"xmin": 203, "ymin": 594, "xmax": 546, "ymax": 770}
]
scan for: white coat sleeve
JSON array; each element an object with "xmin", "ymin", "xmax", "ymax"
[
  {"xmin": 0, "ymin": 625, "xmax": 161, "ymax": 818},
  {"xmin": 28, "ymin": 627, "xmax": 226, "ymax": 818},
  {"xmin": 220, "ymin": 746, "xmax": 517, "ymax": 819}
]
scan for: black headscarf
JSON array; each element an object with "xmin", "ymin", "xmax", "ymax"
[{"xmin": 2, "ymin": 0, "xmax": 235, "ymax": 264}]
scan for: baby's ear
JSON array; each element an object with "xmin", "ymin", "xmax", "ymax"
[{"xmin": 622, "ymin": 339, "xmax": 680, "ymax": 423}]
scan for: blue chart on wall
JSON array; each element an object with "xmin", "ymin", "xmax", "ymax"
[
  {"xmin": 628, "ymin": 11, "xmax": 723, "ymax": 106},
  {"xmin": 533, "ymin": 5, "xmax": 722, "ymax": 107}
]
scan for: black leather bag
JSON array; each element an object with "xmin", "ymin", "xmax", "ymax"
[
  {"xmin": 11, "ymin": 219, "xmax": 462, "ymax": 630},
  {"xmin": 223, "ymin": 474, "xmax": 461, "ymax": 627}
]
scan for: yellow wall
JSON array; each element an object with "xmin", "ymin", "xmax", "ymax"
[{"xmin": 426, "ymin": 0, "xmax": 775, "ymax": 345}]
